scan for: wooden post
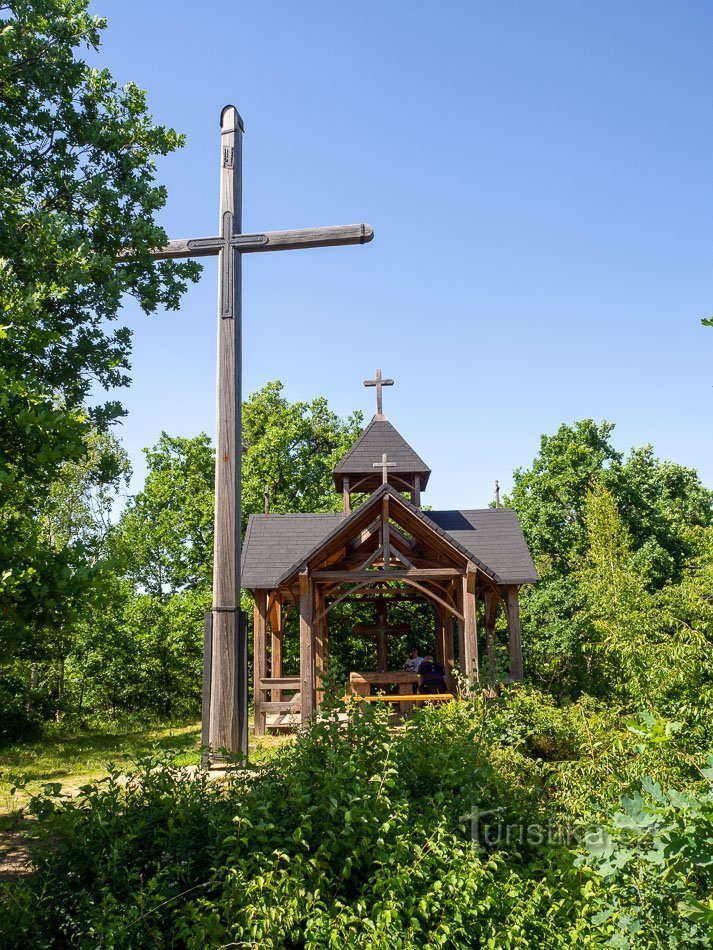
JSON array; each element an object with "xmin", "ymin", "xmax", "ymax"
[
  {"xmin": 343, "ymin": 476, "xmax": 351, "ymax": 515},
  {"xmin": 315, "ymin": 588, "xmax": 326, "ymax": 707},
  {"xmin": 209, "ymin": 106, "xmax": 243, "ymax": 755},
  {"xmin": 412, "ymin": 474, "xmax": 421, "ymax": 508},
  {"xmin": 299, "ymin": 570, "xmax": 315, "ymax": 725},
  {"xmin": 269, "ymin": 596, "xmax": 282, "ymax": 702},
  {"xmin": 483, "ymin": 587, "xmax": 499, "ymax": 680},
  {"xmin": 443, "ymin": 609, "xmax": 455, "ymax": 691},
  {"xmin": 456, "ymin": 579, "xmax": 466, "ymax": 677},
  {"xmin": 382, "ymin": 495, "xmax": 391, "ymax": 570},
  {"xmin": 463, "ymin": 565, "xmax": 479, "ymax": 682},
  {"xmin": 504, "ymin": 585, "xmax": 524, "ymax": 681},
  {"xmin": 253, "ymin": 589, "xmax": 267, "ymax": 737}
]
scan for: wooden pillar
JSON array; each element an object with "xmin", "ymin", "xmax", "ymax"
[
  {"xmin": 443, "ymin": 609, "xmax": 455, "ymax": 691},
  {"xmin": 483, "ymin": 587, "xmax": 499, "ymax": 680},
  {"xmin": 299, "ymin": 570, "xmax": 315, "ymax": 725},
  {"xmin": 463, "ymin": 565, "xmax": 479, "ymax": 682},
  {"xmin": 412, "ymin": 474, "xmax": 421, "ymax": 508},
  {"xmin": 269, "ymin": 595, "xmax": 282, "ymax": 701},
  {"xmin": 343, "ymin": 476, "xmax": 351, "ymax": 515},
  {"xmin": 253, "ymin": 589, "xmax": 267, "ymax": 737},
  {"xmin": 456, "ymin": 580, "xmax": 466, "ymax": 675},
  {"xmin": 504, "ymin": 585, "xmax": 524, "ymax": 681},
  {"xmin": 382, "ymin": 495, "xmax": 391, "ymax": 570},
  {"xmin": 315, "ymin": 589, "xmax": 327, "ymax": 708}
]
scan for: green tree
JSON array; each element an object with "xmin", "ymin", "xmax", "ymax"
[
  {"xmin": 115, "ymin": 433, "xmax": 215, "ymax": 598},
  {"xmin": 507, "ymin": 420, "xmax": 712, "ymax": 696},
  {"xmin": 0, "ymin": 0, "xmax": 199, "ymax": 643},
  {"xmin": 242, "ymin": 380, "xmax": 363, "ymax": 527}
]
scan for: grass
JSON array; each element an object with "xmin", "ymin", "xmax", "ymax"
[
  {"xmin": 0, "ymin": 721, "xmax": 292, "ymax": 882},
  {"xmin": 0, "ymin": 720, "xmax": 291, "ymax": 815}
]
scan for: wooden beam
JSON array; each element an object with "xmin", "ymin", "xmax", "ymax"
[
  {"xmin": 253, "ymin": 589, "xmax": 268, "ymax": 737},
  {"xmin": 269, "ymin": 596, "xmax": 282, "ymax": 702},
  {"xmin": 311, "ymin": 568, "xmax": 461, "ymax": 581},
  {"xmin": 504, "ymin": 585, "xmax": 524, "ymax": 681},
  {"xmin": 463, "ymin": 565, "xmax": 479, "ymax": 683},
  {"xmin": 412, "ymin": 474, "xmax": 421, "ymax": 508},
  {"xmin": 299, "ymin": 570, "xmax": 315, "ymax": 725},
  {"xmin": 134, "ymin": 223, "xmax": 374, "ymax": 260},
  {"xmin": 382, "ymin": 496, "xmax": 391, "ymax": 571},
  {"xmin": 483, "ymin": 587, "xmax": 499, "ymax": 680},
  {"xmin": 343, "ymin": 475, "xmax": 351, "ymax": 515}
]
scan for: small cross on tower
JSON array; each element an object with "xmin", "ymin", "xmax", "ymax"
[
  {"xmin": 373, "ymin": 452, "xmax": 396, "ymax": 485},
  {"xmin": 364, "ymin": 368, "xmax": 394, "ymax": 418}
]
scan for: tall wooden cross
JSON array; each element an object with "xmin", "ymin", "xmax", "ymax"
[
  {"xmin": 126, "ymin": 106, "xmax": 373, "ymax": 756},
  {"xmin": 364, "ymin": 368, "xmax": 393, "ymax": 417},
  {"xmin": 352, "ymin": 599, "xmax": 411, "ymax": 672},
  {"xmin": 373, "ymin": 452, "xmax": 396, "ymax": 485}
]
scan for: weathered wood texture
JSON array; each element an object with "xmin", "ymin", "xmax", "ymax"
[
  {"xmin": 299, "ymin": 571, "xmax": 315, "ymax": 725},
  {"xmin": 463, "ymin": 566, "xmax": 479, "ymax": 681},
  {"xmin": 483, "ymin": 587, "xmax": 499, "ymax": 680},
  {"xmin": 253, "ymin": 589, "xmax": 267, "ymax": 737},
  {"xmin": 201, "ymin": 612, "xmax": 213, "ymax": 766},
  {"xmin": 138, "ymin": 223, "xmax": 373, "ymax": 260},
  {"xmin": 269, "ymin": 598, "xmax": 282, "ymax": 701},
  {"xmin": 209, "ymin": 106, "xmax": 243, "ymax": 753},
  {"xmin": 504, "ymin": 584, "xmax": 524, "ymax": 681}
]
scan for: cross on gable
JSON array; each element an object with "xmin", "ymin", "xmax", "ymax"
[
  {"xmin": 373, "ymin": 452, "xmax": 396, "ymax": 484},
  {"xmin": 363, "ymin": 368, "xmax": 394, "ymax": 417}
]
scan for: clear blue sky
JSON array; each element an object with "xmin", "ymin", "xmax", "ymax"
[{"xmin": 91, "ymin": 1, "xmax": 712, "ymax": 508}]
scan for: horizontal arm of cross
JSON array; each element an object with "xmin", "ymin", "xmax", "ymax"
[{"xmin": 118, "ymin": 223, "xmax": 373, "ymax": 262}]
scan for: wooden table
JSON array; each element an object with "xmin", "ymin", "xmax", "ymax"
[{"xmin": 349, "ymin": 670, "xmax": 420, "ymax": 713}]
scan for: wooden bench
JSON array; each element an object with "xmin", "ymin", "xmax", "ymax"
[{"xmin": 342, "ymin": 693, "xmax": 454, "ymax": 704}]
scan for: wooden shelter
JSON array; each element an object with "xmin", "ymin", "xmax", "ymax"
[{"xmin": 241, "ymin": 384, "xmax": 538, "ymax": 731}]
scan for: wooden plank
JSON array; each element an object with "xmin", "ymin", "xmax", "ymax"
[
  {"xmin": 258, "ymin": 677, "xmax": 300, "ymax": 689},
  {"xmin": 504, "ymin": 585, "xmax": 524, "ymax": 681},
  {"xmin": 346, "ymin": 694, "xmax": 454, "ymax": 703},
  {"xmin": 312, "ymin": 568, "xmax": 461, "ymax": 581},
  {"xmin": 208, "ymin": 105, "xmax": 243, "ymax": 756},
  {"xmin": 259, "ymin": 699, "xmax": 301, "ymax": 713},
  {"xmin": 350, "ymin": 670, "xmax": 418, "ymax": 685},
  {"xmin": 253, "ymin": 590, "xmax": 267, "ymax": 737},
  {"xmin": 463, "ymin": 565, "xmax": 479, "ymax": 682},
  {"xmin": 299, "ymin": 571, "xmax": 315, "ymax": 725},
  {"xmin": 412, "ymin": 474, "xmax": 421, "ymax": 508}
]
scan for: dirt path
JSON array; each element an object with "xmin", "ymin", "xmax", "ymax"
[{"xmin": 0, "ymin": 817, "xmax": 34, "ymax": 881}]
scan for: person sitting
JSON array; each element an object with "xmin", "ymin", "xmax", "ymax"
[
  {"xmin": 417, "ymin": 654, "xmax": 448, "ymax": 694},
  {"xmin": 403, "ymin": 645, "xmax": 424, "ymax": 674}
]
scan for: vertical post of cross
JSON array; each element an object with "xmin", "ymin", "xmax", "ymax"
[{"xmin": 209, "ymin": 105, "xmax": 244, "ymax": 756}]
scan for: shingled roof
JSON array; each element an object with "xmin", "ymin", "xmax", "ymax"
[
  {"xmin": 241, "ymin": 487, "xmax": 538, "ymax": 589},
  {"xmin": 428, "ymin": 509, "xmax": 538, "ymax": 585},
  {"xmin": 241, "ymin": 512, "xmax": 343, "ymax": 589},
  {"xmin": 333, "ymin": 418, "xmax": 431, "ymax": 491}
]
